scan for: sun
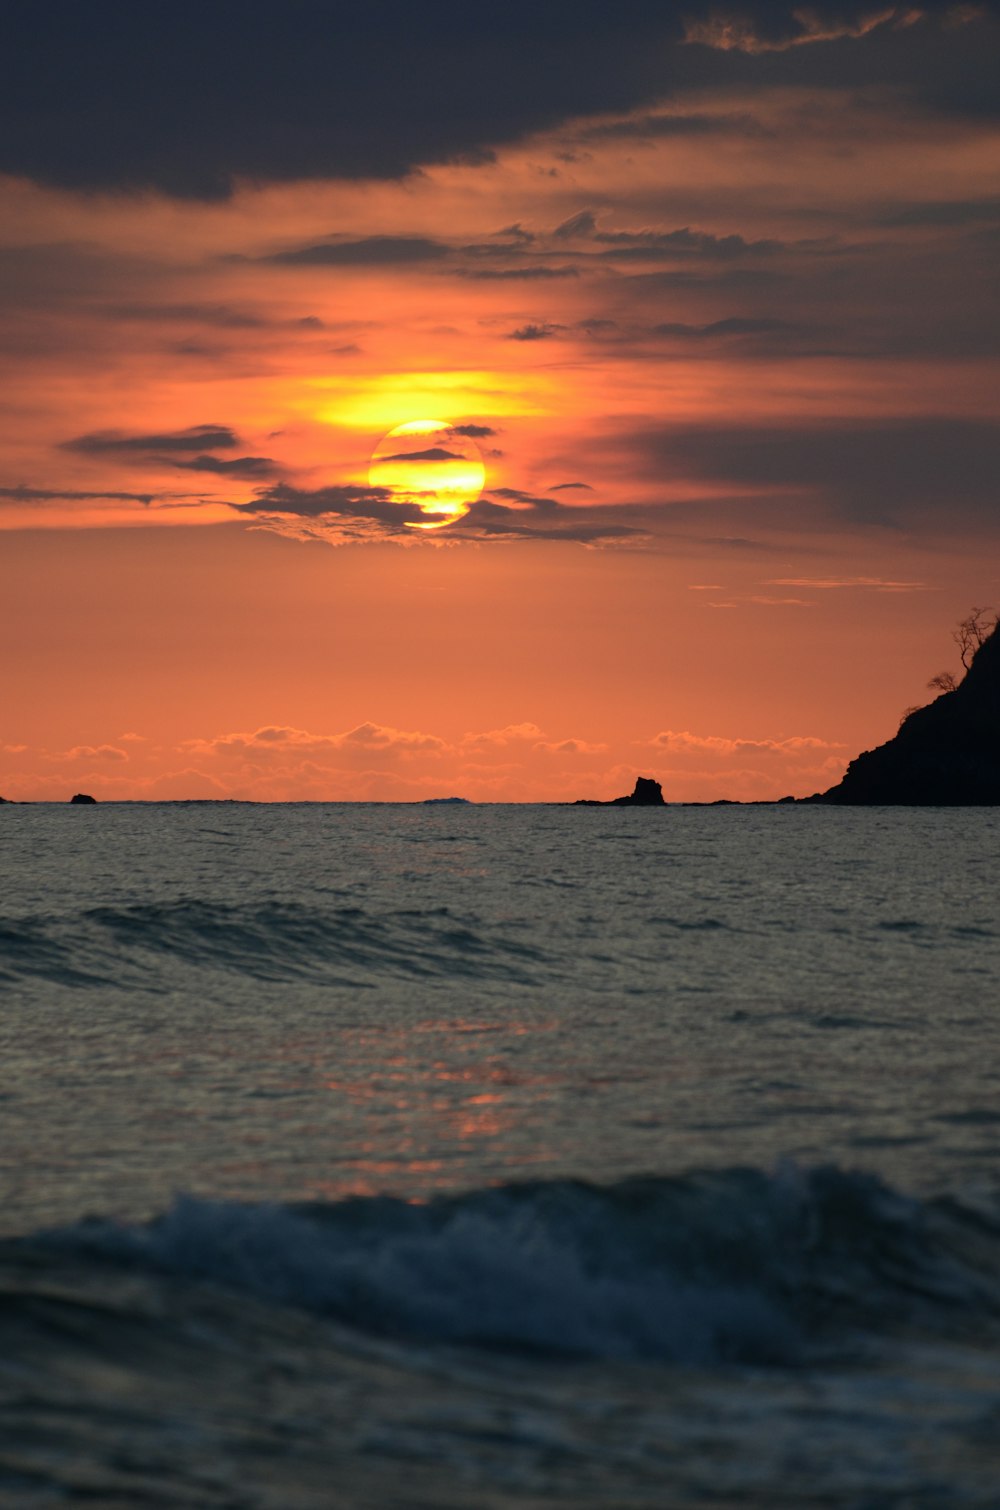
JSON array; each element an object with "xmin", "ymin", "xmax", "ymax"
[{"xmin": 368, "ymin": 419, "xmax": 485, "ymax": 530}]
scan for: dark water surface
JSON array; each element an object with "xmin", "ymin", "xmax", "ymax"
[{"xmin": 1, "ymin": 803, "xmax": 999, "ymax": 1506}]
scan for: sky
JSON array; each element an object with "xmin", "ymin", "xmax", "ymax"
[{"xmin": 1, "ymin": 0, "xmax": 998, "ymax": 801}]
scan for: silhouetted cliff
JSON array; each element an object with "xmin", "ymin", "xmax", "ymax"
[{"xmin": 817, "ymin": 621, "xmax": 1000, "ymax": 805}]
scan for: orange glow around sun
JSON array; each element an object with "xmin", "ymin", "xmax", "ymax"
[{"xmin": 368, "ymin": 419, "xmax": 485, "ymax": 529}]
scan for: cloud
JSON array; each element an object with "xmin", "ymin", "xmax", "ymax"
[
  {"xmin": 462, "ymin": 723, "xmax": 545, "ymax": 750},
  {"xmin": 495, "ymin": 223, "xmax": 535, "ymax": 244},
  {"xmin": 507, "ymin": 323, "xmax": 562, "ymax": 341},
  {"xmin": 551, "ymin": 482, "xmax": 594, "ymax": 492},
  {"xmin": 64, "ymin": 425, "xmax": 239, "ymax": 455},
  {"xmin": 681, "ymin": 7, "xmax": 900, "ymax": 53},
  {"xmin": 58, "ymin": 744, "xmax": 130, "ymax": 763},
  {"xmin": 380, "ymin": 447, "xmax": 464, "ymax": 463},
  {"xmin": 460, "ymin": 495, "xmax": 644, "ymax": 545},
  {"xmin": 230, "ymin": 480, "xmax": 647, "ymax": 547},
  {"xmin": 633, "ymin": 418, "xmax": 1000, "ymax": 532},
  {"xmin": 1, "ymin": 6, "xmax": 996, "ymax": 199},
  {"xmin": 877, "ymin": 197, "xmax": 1000, "ymax": 228},
  {"xmin": 533, "ymin": 737, "xmax": 608, "ymax": 755},
  {"xmin": 105, "ymin": 303, "xmax": 267, "ymax": 329},
  {"xmin": 764, "ymin": 577, "xmax": 927, "ymax": 592},
  {"xmin": 553, "ymin": 210, "xmax": 597, "ymax": 239},
  {"xmin": 166, "ymin": 455, "xmax": 278, "ymax": 479},
  {"xmin": 190, "ymin": 723, "xmax": 448, "ymax": 758},
  {"xmin": 458, "ymin": 266, "xmax": 580, "ymax": 281},
  {"xmin": 449, "ymin": 424, "xmax": 497, "ymax": 438},
  {"xmin": 650, "ymin": 317, "xmax": 802, "ymax": 338},
  {"xmin": 230, "ymin": 482, "xmax": 446, "ymax": 532},
  {"xmin": 578, "ymin": 110, "xmax": 767, "ymax": 142},
  {"xmin": 650, "ymin": 730, "xmax": 842, "ymax": 755},
  {"xmin": 267, "ymin": 236, "xmax": 449, "ymax": 267},
  {"xmin": 596, "ymin": 227, "xmax": 783, "ymax": 260},
  {"xmin": 0, "ymin": 485, "xmax": 156, "ymax": 505}
]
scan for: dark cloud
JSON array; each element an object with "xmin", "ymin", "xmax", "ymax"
[
  {"xmin": 106, "ymin": 303, "xmax": 266, "ymax": 329},
  {"xmin": 553, "ymin": 210, "xmax": 597, "ymax": 240},
  {"xmin": 380, "ymin": 448, "xmax": 464, "ymax": 463},
  {"xmin": 231, "ymin": 483, "xmax": 445, "ymax": 529},
  {"xmin": 0, "ymin": 243, "xmax": 155, "ymax": 309},
  {"xmin": 551, "ymin": 482, "xmax": 594, "ymax": 492},
  {"xmin": 596, "ymin": 228, "xmax": 783, "ymax": 260},
  {"xmin": 626, "ymin": 267, "xmax": 791, "ymax": 291},
  {"xmin": 167, "ymin": 455, "xmax": 278, "ymax": 479},
  {"xmin": 495, "ymin": 223, "xmax": 535, "ymax": 244},
  {"xmin": 459, "ymin": 266, "xmax": 580, "ymax": 281},
  {"xmin": 0, "ymin": 485, "xmax": 155, "ymax": 505},
  {"xmin": 232, "ymin": 479, "xmax": 644, "ymax": 546},
  {"xmin": 489, "ymin": 487, "xmax": 558, "ymax": 507},
  {"xmin": 675, "ymin": 5, "xmax": 1000, "ymax": 123},
  {"xmin": 449, "ymin": 424, "xmax": 497, "ymax": 438},
  {"xmin": 637, "ymin": 418, "xmax": 1000, "ymax": 532},
  {"xmin": 268, "ymin": 236, "xmax": 449, "ymax": 267},
  {"xmin": 507, "ymin": 323, "xmax": 561, "ymax": 341},
  {"xmin": 651, "ymin": 317, "xmax": 802, "ymax": 338},
  {"xmin": 578, "ymin": 110, "xmax": 767, "ymax": 142},
  {"xmin": 459, "ymin": 242, "xmax": 530, "ymax": 261},
  {"xmin": 0, "ymin": 5, "xmax": 996, "ymax": 199},
  {"xmin": 454, "ymin": 493, "xmax": 642, "ymax": 544},
  {"xmin": 878, "ymin": 198, "xmax": 1000, "ymax": 228},
  {"xmin": 63, "ymin": 425, "xmax": 240, "ymax": 455}
]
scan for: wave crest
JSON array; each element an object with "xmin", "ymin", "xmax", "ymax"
[{"xmin": 32, "ymin": 1166, "xmax": 1000, "ymax": 1367}]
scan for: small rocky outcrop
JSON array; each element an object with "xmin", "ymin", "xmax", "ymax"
[
  {"xmin": 612, "ymin": 777, "xmax": 665, "ymax": 806},
  {"xmin": 815, "ymin": 621, "xmax": 1000, "ymax": 805},
  {"xmin": 70, "ymin": 793, "xmax": 98, "ymax": 804},
  {"xmin": 576, "ymin": 776, "xmax": 666, "ymax": 807}
]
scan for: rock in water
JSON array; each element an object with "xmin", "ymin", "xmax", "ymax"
[
  {"xmin": 612, "ymin": 777, "xmax": 666, "ymax": 806},
  {"xmin": 69, "ymin": 793, "xmax": 98, "ymax": 804},
  {"xmin": 820, "ymin": 621, "xmax": 1000, "ymax": 805}
]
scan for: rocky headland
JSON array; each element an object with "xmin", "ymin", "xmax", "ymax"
[{"xmin": 814, "ymin": 618, "xmax": 1000, "ymax": 805}]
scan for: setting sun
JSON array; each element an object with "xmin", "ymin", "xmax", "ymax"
[{"xmin": 368, "ymin": 419, "xmax": 485, "ymax": 529}]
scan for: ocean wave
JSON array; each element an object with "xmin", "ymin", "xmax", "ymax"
[
  {"xmin": 28, "ymin": 1166, "xmax": 1000, "ymax": 1367},
  {"xmin": 0, "ymin": 898, "xmax": 548, "ymax": 990}
]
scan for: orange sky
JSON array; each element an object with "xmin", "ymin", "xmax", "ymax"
[{"xmin": 2, "ymin": 6, "xmax": 998, "ymax": 800}]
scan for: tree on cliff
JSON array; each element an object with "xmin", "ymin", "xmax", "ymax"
[{"xmin": 954, "ymin": 606, "xmax": 997, "ymax": 671}]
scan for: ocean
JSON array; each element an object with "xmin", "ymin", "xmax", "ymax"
[{"xmin": 2, "ymin": 802, "xmax": 999, "ymax": 1507}]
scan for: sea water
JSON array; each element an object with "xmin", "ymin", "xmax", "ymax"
[{"xmin": 1, "ymin": 802, "xmax": 999, "ymax": 1507}]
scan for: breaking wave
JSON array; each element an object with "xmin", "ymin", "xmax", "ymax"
[
  {"xmin": 28, "ymin": 1165, "xmax": 1000, "ymax": 1368},
  {"xmin": 0, "ymin": 898, "xmax": 548, "ymax": 990}
]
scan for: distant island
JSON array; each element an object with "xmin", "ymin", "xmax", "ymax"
[
  {"xmin": 422, "ymin": 796, "xmax": 472, "ymax": 804},
  {"xmin": 811, "ymin": 612, "xmax": 999, "ymax": 805}
]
